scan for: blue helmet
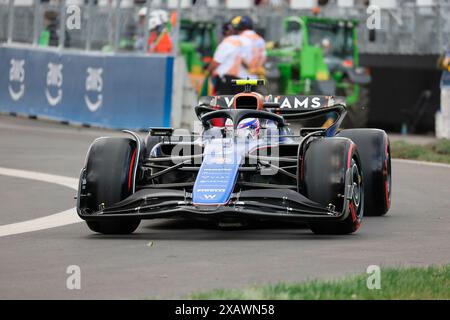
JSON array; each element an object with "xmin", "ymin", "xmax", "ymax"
[
  {"xmin": 225, "ymin": 118, "xmax": 260, "ymax": 139},
  {"xmin": 230, "ymin": 15, "xmax": 253, "ymax": 31}
]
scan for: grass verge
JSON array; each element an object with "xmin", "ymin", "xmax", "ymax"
[
  {"xmin": 391, "ymin": 139, "xmax": 450, "ymax": 164},
  {"xmin": 190, "ymin": 264, "xmax": 450, "ymax": 300}
]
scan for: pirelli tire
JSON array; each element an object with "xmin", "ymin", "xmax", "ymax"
[
  {"xmin": 82, "ymin": 137, "xmax": 141, "ymax": 234},
  {"xmin": 337, "ymin": 129, "xmax": 391, "ymax": 216},
  {"xmin": 302, "ymin": 138, "xmax": 364, "ymax": 235}
]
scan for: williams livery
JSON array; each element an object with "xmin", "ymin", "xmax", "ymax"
[{"xmin": 76, "ymin": 79, "xmax": 391, "ymax": 235}]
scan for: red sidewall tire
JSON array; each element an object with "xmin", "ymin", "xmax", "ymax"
[
  {"xmin": 80, "ymin": 137, "xmax": 141, "ymax": 234},
  {"xmin": 303, "ymin": 138, "xmax": 364, "ymax": 235},
  {"xmin": 338, "ymin": 129, "xmax": 391, "ymax": 216}
]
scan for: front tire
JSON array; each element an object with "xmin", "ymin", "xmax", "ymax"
[
  {"xmin": 80, "ymin": 137, "xmax": 141, "ymax": 234},
  {"xmin": 86, "ymin": 220, "xmax": 140, "ymax": 235},
  {"xmin": 301, "ymin": 138, "xmax": 364, "ymax": 235}
]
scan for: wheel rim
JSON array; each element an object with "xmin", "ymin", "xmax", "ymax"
[
  {"xmin": 351, "ymin": 158, "xmax": 363, "ymax": 219},
  {"xmin": 385, "ymin": 146, "xmax": 392, "ymax": 208}
]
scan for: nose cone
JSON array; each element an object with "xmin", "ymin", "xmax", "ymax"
[{"xmin": 192, "ymin": 141, "xmax": 244, "ymax": 205}]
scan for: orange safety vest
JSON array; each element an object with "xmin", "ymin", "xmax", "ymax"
[
  {"xmin": 212, "ymin": 36, "xmax": 243, "ymax": 78},
  {"xmin": 147, "ymin": 30, "xmax": 173, "ymax": 54},
  {"xmin": 225, "ymin": 37, "xmax": 243, "ymax": 77},
  {"xmin": 240, "ymin": 31, "xmax": 265, "ymax": 74}
]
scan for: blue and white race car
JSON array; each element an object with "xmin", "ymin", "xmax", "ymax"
[{"xmin": 76, "ymin": 79, "xmax": 391, "ymax": 235}]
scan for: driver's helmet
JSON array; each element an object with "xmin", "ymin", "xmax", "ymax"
[{"xmin": 225, "ymin": 117, "xmax": 260, "ymax": 139}]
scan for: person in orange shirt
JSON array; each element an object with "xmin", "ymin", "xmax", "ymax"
[
  {"xmin": 146, "ymin": 9, "xmax": 173, "ymax": 54},
  {"xmin": 147, "ymin": 30, "xmax": 172, "ymax": 54},
  {"xmin": 231, "ymin": 15, "xmax": 266, "ymax": 79},
  {"xmin": 208, "ymin": 21, "xmax": 245, "ymax": 95}
]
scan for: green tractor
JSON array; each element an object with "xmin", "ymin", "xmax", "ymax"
[
  {"xmin": 179, "ymin": 19, "xmax": 218, "ymax": 95},
  {"xmin": 179, "ymin": 19, "xmax": 218, "ymax": 72},
  {"xmin": 266, "ymin": 16, "xmax": 371, "ymax": 127}
]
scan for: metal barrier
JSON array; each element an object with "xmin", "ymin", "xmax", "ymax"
[
  {"xmin": 355, "ymin": 3, "xmax": 450, "ymax": 55},
  {"xmin": 0, "ymin": 2, "xmax": 141, "ymax": 51},
  {"xmin": 2, "ymin": 0, "xmax": 448, "ymax": 55},
  {"xmin": 0, "ymin": 44, "xmax": 174, "ymax": 129}
]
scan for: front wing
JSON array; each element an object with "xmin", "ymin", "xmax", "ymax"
[{"xmin": 77, "ymin": 188, "xmax": 353, "ymax": 223}]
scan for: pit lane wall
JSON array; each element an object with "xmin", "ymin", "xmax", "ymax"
[{"xmin": 0, "ymin": 45, "xmax": 174, "ymax": 130}]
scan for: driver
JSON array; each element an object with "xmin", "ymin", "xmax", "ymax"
[
  {"xmin": 321, "ymin": 38, "xmax": 332, "ymax": 56},
  {"xmin": 225, "ymin": 117, "xmax": 261, "ymax": 139}
]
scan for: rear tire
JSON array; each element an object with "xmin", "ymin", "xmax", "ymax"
[
  {"xmin": 301, "ymin": 138, "xmax": 364, "ymax": 235},
  {"xmin": 82, "ymin": 137, "xmax": 141, "ymax": 234},
  {"xmin": 337, "ymin": 129, "xmax": 391, "ymax": 216}
]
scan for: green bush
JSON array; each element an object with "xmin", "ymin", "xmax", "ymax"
[{"xmin": 391, "ymin": 140, "xmax": 450, "ymax": 164}]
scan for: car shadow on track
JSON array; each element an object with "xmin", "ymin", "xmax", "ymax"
[{"xmin": 84, "ymin": 219, "xmax": 362, "ymax": 241}]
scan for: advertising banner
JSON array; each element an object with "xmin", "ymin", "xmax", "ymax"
[{"xmin": 0, "ymin": 45, "xmax": 174, "ymax": 129}]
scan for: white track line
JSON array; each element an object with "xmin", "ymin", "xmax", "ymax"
[
  {"xmin": 0, "ymin": 167, "xmax": 79, "ymax": 190},
  {"xmin": 0, "ymin": 167, "xmax": 82, "ymax": 237},
  {"xmin": 0, "ymin": 208, "xmax": 80, "ymax": 237},
  {"xmin": 0, "ymin": 158, "xmax": 449, "ymax": 238}
]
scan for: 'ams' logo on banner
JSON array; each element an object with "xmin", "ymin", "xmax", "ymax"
[
  {"xmin": 84, "ymin": 67, "xmax": 103, "ymax": 112},
  {"xmin": 45, "ymin": 63, "xmax": 63, "ymax": 106},
  {"xmin": 8, "ymin": 59, "xmax": 25, "ymax": 101}
]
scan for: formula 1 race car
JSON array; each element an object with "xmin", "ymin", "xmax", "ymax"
[{"xmin": 76, "ymin": 79, "xmax": 391, "ymax": 235}]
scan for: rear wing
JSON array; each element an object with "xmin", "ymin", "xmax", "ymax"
[
  {"xmin": 197, "ymin": 94, "xmax": 347, "ymax": 137},
  {"xmin": 199, "ymin": 95, "xmax": 343, "ymax": 111}
]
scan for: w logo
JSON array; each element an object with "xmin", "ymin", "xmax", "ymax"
[{"xmin": 203, "ymin": 194, "xmax": 217, "ymax": 200}]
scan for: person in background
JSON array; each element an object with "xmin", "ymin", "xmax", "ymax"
[
  {"xmin": 436, "ymin": 45, "xmax": 450, "ymax": 138},
  {"xmin": 222, "ymin": 20, "xmax": 234, "ymax": 38},
  {"xmin": 38, "ymin": 10, "xmax": 70, "ymax": 47},
  {"xmin": 231, "ymin": 15, "xmax": 266, "ymax": 80},
  {"xmin": 134, "ymin": 7, "xmax": 149, "ymax": 52},
  {"xmin": 321, "ymin": 38, "xmax": 333, "ymax": 56},
  {"xmin": 146, "ymin": 9, "xmax": 173, "ymax": 54},
  {"xmin": 438, "ymin": 45, "xmax": 450, "ymax": 74},
  {"xmin": 208, "ymin": 21, "xmax": 244, "ymax": 95},
  {"xmin": 134, "ymin": 8, "xmax": 173, "ymax": 53}
]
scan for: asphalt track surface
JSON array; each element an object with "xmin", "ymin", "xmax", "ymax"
[{"xmin": 0, "ymin": 114, "xmax": 449, "ymax": 299}]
